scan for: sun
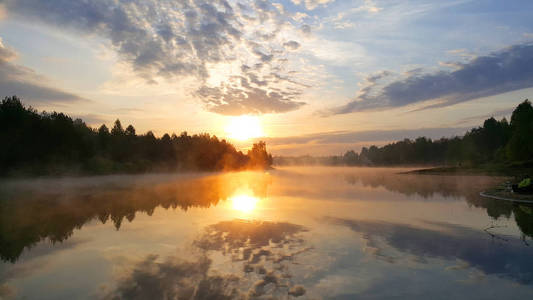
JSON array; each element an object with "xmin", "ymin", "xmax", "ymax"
[{"xmin": 225, "ymin": 115, "xmax": 264, "ymax": 141}]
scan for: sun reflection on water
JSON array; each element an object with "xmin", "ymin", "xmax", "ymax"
[{"xmin": 230, "ymin": 192, "xmax": 259, "ymax": 213}]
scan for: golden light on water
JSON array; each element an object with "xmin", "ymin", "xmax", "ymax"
[
  {"xmin": 230, "ymin": 193, "xmax": 259, "ymax": 213},
  {"xmin": 225, "ymin": 115, "xmax": 263, "ymax": 141}
]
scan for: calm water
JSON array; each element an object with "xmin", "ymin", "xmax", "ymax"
[{"xmin": 1, "ymin": 167, "xmax": 533, "ymax": 299}]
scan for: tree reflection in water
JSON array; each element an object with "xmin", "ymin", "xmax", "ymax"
[
  {"xmin": 343, "ymin": 171, "xmax": 533, "ymax": 240},
  {"xmin": 0, "ymin": 172, "xmax": 272, "ymax": 263}
]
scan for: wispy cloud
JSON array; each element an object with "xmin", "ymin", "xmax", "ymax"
[
  {"xmin": 264, "ymin": 126, "xmax": 469, "ymax": 148},
  {"xmin": 0, "ymin": 37, "xmax": 85, "ymax": 104},
  {"xmin": 291, "ymin": 0, "xmax": 336, "ymax": 11},
  {"xmin": 453, "ymin": 107, "xmax": 514, "ymax": 126},
  {"xmin": 325, "ymin": 43, "xmax": 533, "ymax": 115}
]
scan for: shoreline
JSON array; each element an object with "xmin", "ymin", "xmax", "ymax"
[
  {"xmin": 480, "ymin": 191, "xmax": 533, "ymax": 204},
  {"xmin": 405, "ymin": 162, "xmax": 533, "ymax": 177}
]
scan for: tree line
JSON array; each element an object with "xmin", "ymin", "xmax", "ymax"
[
  {"xmin": 275, "ymin": 99, "xmax": 533, "ymax": 167},
  {"xmin": 0, "ymin": 96, "xmax": 272, "ymax": 176}
]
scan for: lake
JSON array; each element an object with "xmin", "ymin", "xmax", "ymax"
[{"xmin": 1, "ymin": 167, "xmax": 533, "ymax": 299}]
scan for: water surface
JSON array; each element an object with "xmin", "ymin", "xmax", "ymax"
[{"xmin": 1, "ymin": 167, "xmax": 533, "ymax": 299}]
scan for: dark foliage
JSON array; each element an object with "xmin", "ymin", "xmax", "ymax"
[
  {"xmin": 275, "ymin": 99, "xmax": 533, "ymax": 166},
  {"xmin": 0, "ymin": 96, "xmax": 272, "ymax": 176}
]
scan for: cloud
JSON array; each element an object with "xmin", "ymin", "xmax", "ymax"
[
  {"xmin": 292, "ymin": 12, "xmax": 310, "ymax": 22},
  {"xmin": 195, "ymin": 219, "xmax": 307, "ymax": 252},
  {"xmin": 446, "ymin": 48, "xmax": 477, "ymax": 60},
  {"xmin": 300, "ymin": 24, "xmax": 312, "ymax": 35},
  {"xmin": 0, "ymin": 39, "xmax": 17, "ymax": 62},
  {"xmin": 265, "ymin": 126, "xmax": 470, "ymax": 146},
  {"xmin": 291, "ymin": 0, "xmax": 336, "ymax": 10},
  {"xmin": 288, "ymin": 285, "xmax": 306, "ymax": 297},
  {"xmin": 283, "ymin": 40, "xmax": 301, "ymax": 50},
  {"xmin": 454, "ymin": 107, "xmax": 514, "ymax": 126},
  {"xmin": 0, "ymin": 37, "xmax": 85, "ymax": 104},
  {"xmin": 327, "ymin": 43, "xmax": 533, "ymax": 115},
  {"xmin": 4, "ymin": 0, "xmax": 308, "ymax": 115},
  {"xmin": 359, "ymin": 0, "xmax": 381, "ymax": 13},
  {"xmin": 103, "ymin": 254, "xmax": 242, "ymax": 300},
  {"xmin": 6, "ymin": 0, "xmax": 229, "ymax": 79},
  {"xmin": 196, "ymin": 76, "xmax": 306, "ymax": 115}
]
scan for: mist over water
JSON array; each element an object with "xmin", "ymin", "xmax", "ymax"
[{"xmin": 1, "ymin": 167, "xmax": 532, "ymax": 299}]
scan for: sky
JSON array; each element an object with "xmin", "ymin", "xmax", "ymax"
[{"xmin": 1, "ymin": 0, "xmax": 533, "ymax": 155}]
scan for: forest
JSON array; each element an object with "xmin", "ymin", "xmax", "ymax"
[
  {"xmin": 0, "ymin": 96, "xmax": 273, "ymax": 176},
  {"xmin": 275, "ymin": 99, "xmax": 533, "ymax": 167}
]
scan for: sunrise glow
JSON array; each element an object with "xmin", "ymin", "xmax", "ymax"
[{"xmin": 225, "ymin": 115, "xmax": 264, "ymax": 141}]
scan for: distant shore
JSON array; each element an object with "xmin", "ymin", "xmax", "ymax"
[{"xmin": 408, "ymin": 163, "xmax": 533, "ymax": 203}]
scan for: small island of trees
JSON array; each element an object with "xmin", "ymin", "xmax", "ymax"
[{"xmin": 0, "ymin": 96, "xmax": 273, "ymax": 176}]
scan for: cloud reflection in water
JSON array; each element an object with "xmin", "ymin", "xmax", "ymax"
[
  {"xmin": 104, "ymin": 219, "xmax": 310, "ymax": 299},
  {"xmin": 328, "ymin": 217, "xmax": 533, "ymax": 285}
]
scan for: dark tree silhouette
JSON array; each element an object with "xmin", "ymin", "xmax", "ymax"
[
  {"xmin": 507, "ymin": 99, "xmax": 533, "ymax": 161},
  {"xmin": 0, "ymin": 96, "xmax": 273, "ymax": 176},
  {"xmin": 247, "ymin": 141, "xmax": 273, "ymax": 170}
]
